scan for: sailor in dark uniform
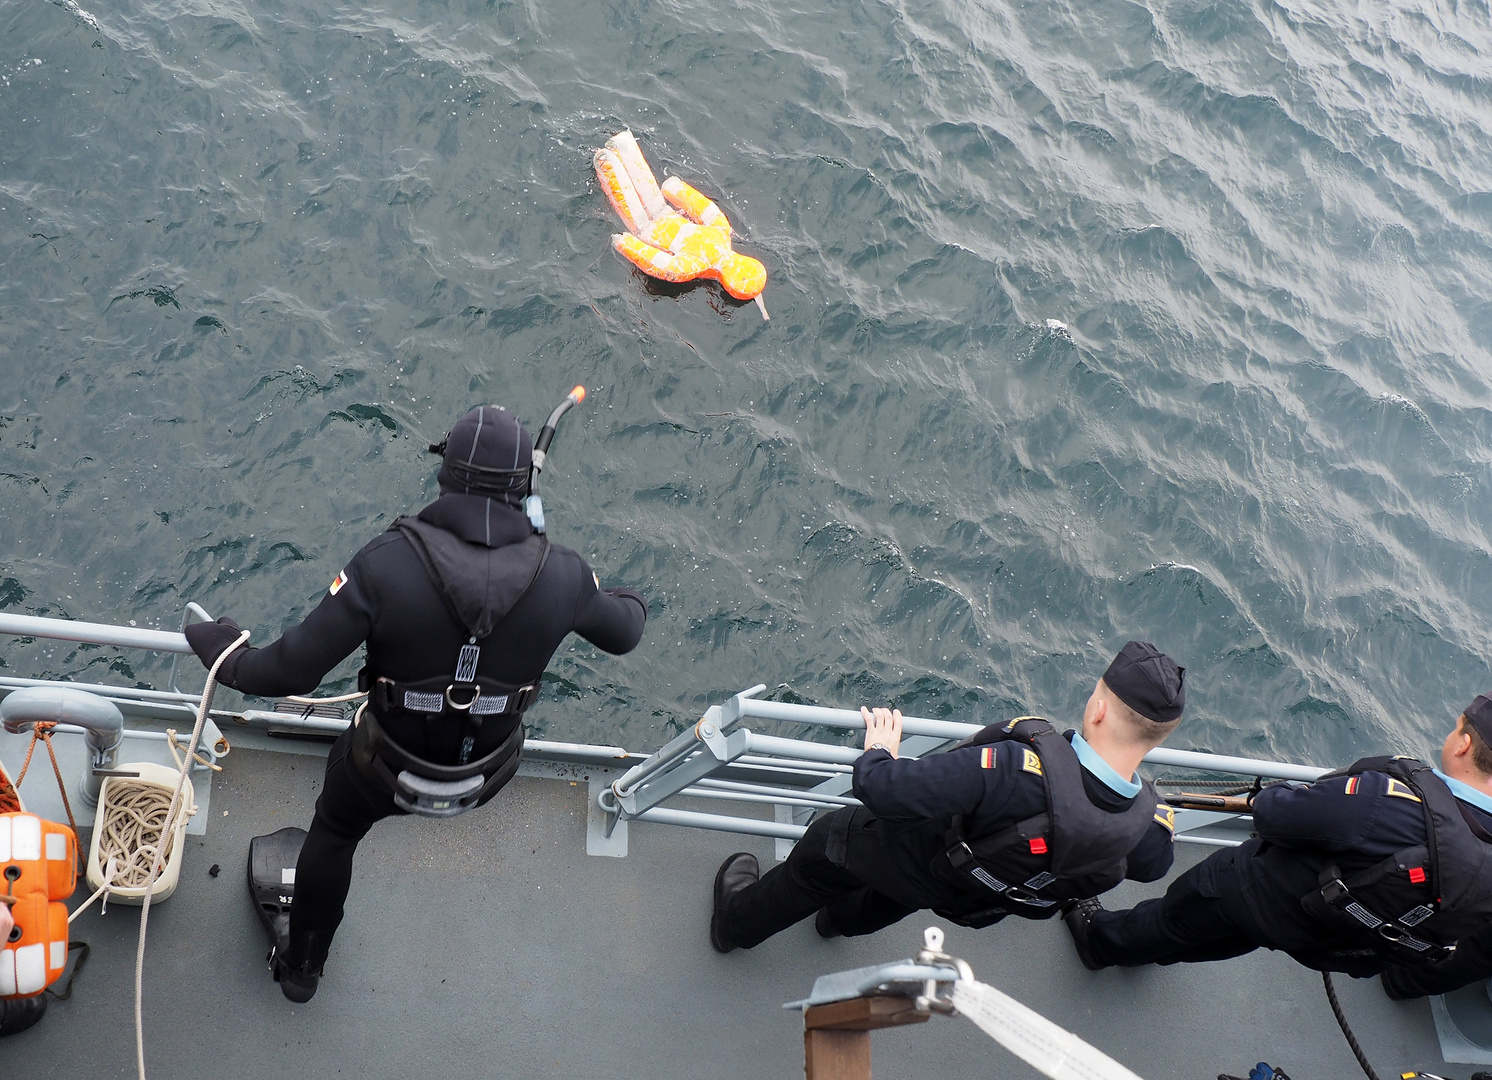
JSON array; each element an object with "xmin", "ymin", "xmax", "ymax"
[
  {"xmin": 185, "ymin": 404, "xmax": 648, "ymax": 1002},
  {"xmin": 709, "ymin": 641, "xmax": 1187, "ymax": 952},
  {"xmin": 1066, "ymin": 695, "xmax": 1492, "ymax": 989}
]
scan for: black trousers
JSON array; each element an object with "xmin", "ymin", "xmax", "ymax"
[
  {"xmin": 720, "ymin": 809, "xmax": 918, "ymax": 949},
  {"xmin": 1088, "ymin": 851, "xmax": 1261, "ymax": 967},
  {"xmin": 285, "ymin": 726, "xmax": 405, "ymax": 969}
]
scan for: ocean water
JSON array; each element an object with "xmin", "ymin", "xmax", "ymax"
[{"xmin": 1, "ymin": 0, "xmax": 1490, "ymax": 767}]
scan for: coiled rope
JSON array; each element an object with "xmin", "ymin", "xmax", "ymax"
[
  {"xmin": 96, "ymin": 785, "xmax": 189, "ymax": 891},
  {"xmin": 133, "ymin": 628, "xmax": 248, "ymax": 1080}
]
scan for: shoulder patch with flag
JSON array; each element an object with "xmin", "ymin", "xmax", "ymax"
[
  {"xmin": 329, "ymin": 569, "xmax": 349, "ymax": 596},
  {"xmin": 979, "ymin": 746, "xmax": 996, "ymax": 769},
  {"xmin": 1021, "ymin": 748, "xmax": 1043, "ymax": 776},
  {"xmin": 1344, "ymin": 777, "xmax": 1360, "ymax": 795}
]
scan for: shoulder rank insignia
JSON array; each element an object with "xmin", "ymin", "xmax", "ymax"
[
  {"xmin": 1154, "ymin": 805, "xmax": 1176, "ymax": 833},
  {"xmin": 979, "ymin": 747, "xmax": 996, "ymax": 769},
  {"xmin": 1021, "ymin": 748, "xmax": 1043, "ymax": 776},
  {"xmin": 1385, "ymin": 778, "xmax": 1422, "ymax": 803},
  {"xmin": 329, "ymin": 570, "xmax": 349, "ymax": 596},
  {"xmin": 1344, "ymin": 777, "xmax": 1360, "ymax": 795}
]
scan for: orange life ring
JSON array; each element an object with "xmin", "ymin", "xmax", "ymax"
[{"xmin": 1, "ymin": 813, "xmax": 77, "ymax": 998}]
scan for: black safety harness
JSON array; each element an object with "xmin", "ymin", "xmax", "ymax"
[
  {"xmin": 1300, "ymin": 756, "xmax": 1492, "ymax": 964},
  {"xmin": 347, "ymin": 522, "xmax": 550, "ymax": 818},
  {"xmin": 934, "ymin": 717, "xmax": 1159, "ymax": 926}
]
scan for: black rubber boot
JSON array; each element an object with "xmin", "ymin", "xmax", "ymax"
[
  {"xmin": 814, "ymin": 907, "xmax": 842, "ymax": 940},
  {"xmin": 1379, "ymin": 968, "xmax": 1422, "ymax": 1001},
  {"xmin": 710, "ymin": 852, "xmax": 760, "ymax": 954},
  {"xmin": 0, "ymin": 994, "xmax": 47, "ymax": 1037},
  {"xmin": 1063, "ymin": 897, "xmax": 1108, "ymax": 971},
  {"xmin": 273, "ymin": 930, "xmax": 328, "ymax": 1004}
]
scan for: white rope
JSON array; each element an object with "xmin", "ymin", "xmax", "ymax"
[
  {"xmin": 282, "ymin": 691, "xmax": 367, "ymax": 705},
  {"xmin": 68, "ymin": 855, "xmax": 119, "ymax": 923},
  {"xmin": 950, "ymin": 979, "xmax": 1149, "ymax": 1080},
  {"xmin": 96, "ymin": 784, "xmax": 196, "ymax": 890},
  {"xmin": 134, "ymin": 629, "xmax": 248, "ymax": 1080}
]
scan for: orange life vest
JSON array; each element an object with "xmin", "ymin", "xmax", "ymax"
[{"xmin": 1, "ymin": 813, "xmax": 77, "ymax": 998}]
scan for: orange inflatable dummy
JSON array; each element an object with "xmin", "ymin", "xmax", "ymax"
[
  {"xmin": 0, "ymin": 812, "xmax": 76, "ymax": 998},
  {"xmin": 594, "ymin": 130, "xmax": 768, "ymax": 319}
]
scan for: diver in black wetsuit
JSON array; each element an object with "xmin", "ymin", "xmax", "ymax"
[{"xmin": 184, "ymin": 403, "xmax": 647, "ymax": 1002}]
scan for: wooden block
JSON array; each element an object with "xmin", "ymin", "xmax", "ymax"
[
  {"xmin": 804, "ymin": 1028, "xmax": 870, "ymax": 1080},
  {"xmin": 804, "ymin": 996, "xmax": 931, "ymax": 1032}
]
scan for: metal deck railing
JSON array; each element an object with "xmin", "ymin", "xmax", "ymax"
[{"xmin": 0, "ymin": 609, "xmax": 1331, "ymax": 848}]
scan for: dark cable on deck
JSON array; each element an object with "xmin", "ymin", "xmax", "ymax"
[{"xmin": 1323, "ymin": 971, "xmax": 1382, "ymax": 1080}]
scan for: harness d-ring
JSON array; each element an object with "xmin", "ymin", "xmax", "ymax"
[{"xmin": 444, "ymin": 684, "xmax": 480, "ymax": 712}]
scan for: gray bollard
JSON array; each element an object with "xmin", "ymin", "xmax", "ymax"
[{"xmin": 0, "ymin": 686, "xmax": 124, "ymax": 808}]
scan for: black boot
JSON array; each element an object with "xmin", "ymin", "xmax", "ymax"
[
  {"xmin": 1063, "ymin": 897, "xmax": 1108, "ymax": 971},
  {"xmin": 0, "ymin": 994, "xmax": 47, "ymax": 1037},
  {"xmin": 814, "ymin": 907, "xmax": 842, "ymax": 940},
  {"xmin": 1380, "ymin": 968, "xmax": 1423, "ymax": 1001},
  {"xmin": 272, "ymin": 930, "xmax": 327, "ymax": 1004},
  {"xmin": 710, "ymin": 852, "xmax": 760, "ymax": 954}
]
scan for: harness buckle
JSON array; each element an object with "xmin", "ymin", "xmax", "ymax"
[{"xmin": 947, "ymin": 841, "xmax": 976, "ymax": 870}]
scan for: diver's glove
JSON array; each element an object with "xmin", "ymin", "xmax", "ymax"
[{"xmin": 185, "ymin": 616, "xmax": 247, "ymax": 675}]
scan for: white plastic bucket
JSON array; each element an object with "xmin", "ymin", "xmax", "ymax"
[{"xmin": 85, "ymin": 762, "xmax": 195, "ymax": 905}]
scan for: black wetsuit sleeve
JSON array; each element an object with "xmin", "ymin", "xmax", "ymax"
[
  {"xmin": 852, "ymin": 744, "xmax": 1009, "ymax": 823},
  {"xmin": 1124, "ymin": 814, "xmax": 1177, "ymax": 882},
  {"xmin": 570, "ymin": 564, "xmax": 647, "ymax": 655},
  {"xmin": 220, "ymin": 548, "xmax": 379, "ymax": 697}
]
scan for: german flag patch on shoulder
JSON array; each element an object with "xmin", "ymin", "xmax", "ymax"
[
  {"xmin": 979, "ymin": 746, "xmax": 996, "ymax": 769},
  {"xmin": 329, "ymin": 570, "xmax": 349, "ymax": 596}
]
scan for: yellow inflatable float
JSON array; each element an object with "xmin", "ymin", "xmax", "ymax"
[{"xmin": 595, "ymin": 130, "xmax": 768, "ymax": 320}]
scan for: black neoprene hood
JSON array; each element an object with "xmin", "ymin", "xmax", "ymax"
[{"xmin": 433, "ymin": 405, "xmax": 533, "ymax": 505}]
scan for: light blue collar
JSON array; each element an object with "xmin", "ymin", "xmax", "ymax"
[
  {"xmin": 1433, "ymin": 769, "xmax": 1492, "ymax": 817},
  {"xmin": 1072, "ymin": 732, "xmax": 1142, "ymax": 797}
]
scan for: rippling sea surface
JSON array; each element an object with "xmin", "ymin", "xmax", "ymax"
[{"xmin": 2, "ymin": 0, "xmax": 1491, "ymax": 765}]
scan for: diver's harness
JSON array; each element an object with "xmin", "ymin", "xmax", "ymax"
[
  {"xmin": 1299, "ymin": 756, "xmax": 1492, "ymax": 964},
  {"xmin": 934, "ymin": 717, "xmax": 1159, "ymax": 927},
  {"xmin": 349, "ymin": 697, "xmax": 528, "ymax": 819},
  {"xmin": 347, "ymin": 525, "xmax": 549, "ymax": 818}
]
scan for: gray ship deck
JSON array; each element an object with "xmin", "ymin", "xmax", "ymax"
[{"xmin": 3, "ymin": 736, "xmax": 1465, "ymax": 1080}]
